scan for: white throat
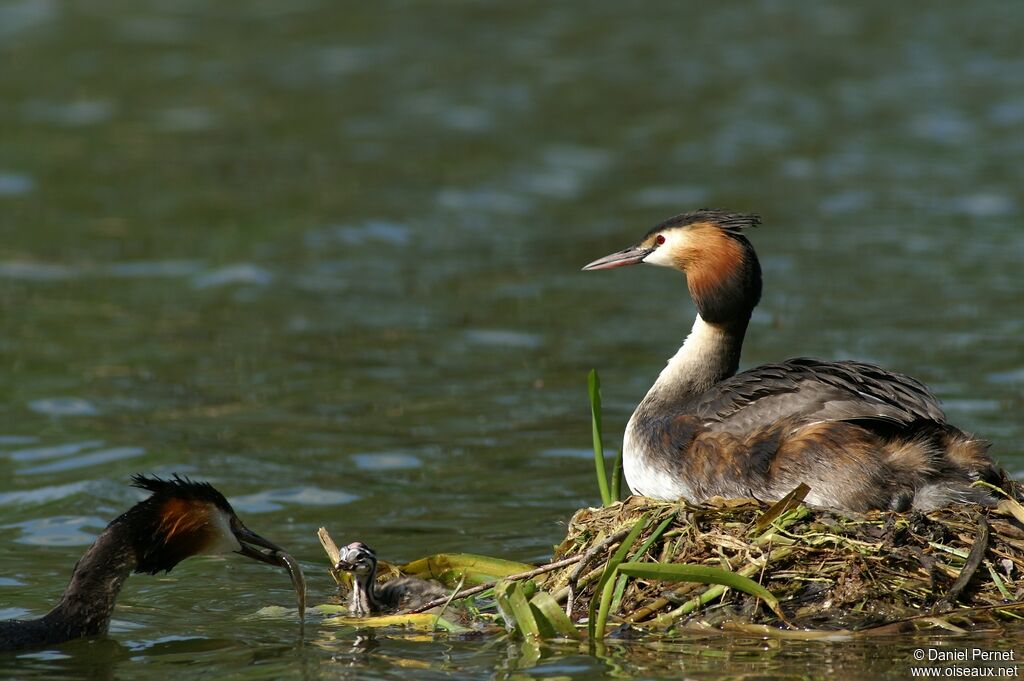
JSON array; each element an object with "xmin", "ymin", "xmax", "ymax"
[
  {"xmin": 622, "ymin": 313, "xmax": 739, "ymax": 501},
  {"xmin": 649, "ymin": 314, "xmax": 733, "ymax": 399}
]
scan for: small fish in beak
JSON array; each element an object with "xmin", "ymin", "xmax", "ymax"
[{"xmin": 233, "ymin": 524, "xmax": 306, "ymax": 621}]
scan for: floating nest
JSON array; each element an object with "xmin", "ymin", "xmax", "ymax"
[
  {"xmin": 538, "ymin": 483, "xmax": 1024, "ymax": 634},
  {"xmin": 304, "ymin": 484, "xmax": 1024, "ymax": 639}
]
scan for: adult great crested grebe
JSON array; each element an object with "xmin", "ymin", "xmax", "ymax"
[
  {"xmin": 0, "ymin": 475, "xmax": 296, "ymax": 651},
  {"xmin": 582, "ymin": 209, "xmax": 1002, "ymax": 512},
  {"xmin": 334, "ymin": 542, "xmax": 447, "ymax": 616}
]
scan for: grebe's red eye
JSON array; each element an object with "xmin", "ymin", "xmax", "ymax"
[{"xmin": 655, "ymin": 234, "xmax": 666, "ymax": 245}]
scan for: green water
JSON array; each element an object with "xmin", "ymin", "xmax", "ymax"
[{"xmin": 1, "ymin": 1, "xmax": 1021, "ymax": 678}]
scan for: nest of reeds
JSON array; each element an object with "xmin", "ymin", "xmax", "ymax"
[{"xmin": 539, "ymin": 483, "xmax": 1024, "ymax": 634}]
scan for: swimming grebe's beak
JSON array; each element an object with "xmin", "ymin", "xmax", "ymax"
[
  {"xmin": 232, "ymin": 521, "xmax": 307, "ymax": 620},
  {"xmin": 233, "ymin": 524, "xmax": 289, "ymax": 567},
  {"xmin": 582, "ymin": 245, "xmax": 653, "ymax": 271}
]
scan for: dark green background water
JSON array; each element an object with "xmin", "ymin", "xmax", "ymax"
[{"xmin": 1, "ymin": 1, "xmax": 1021, "ymax": 678}]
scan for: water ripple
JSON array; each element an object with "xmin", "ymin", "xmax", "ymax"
[
  {"xmin": 631, "ymin": 185, "xmax": 708, "ymax": 208},
  {"xmin": 28, "ymin": 397, "xmax": 99, "ymax": 417},
  {"xmin": 9, "ymin": 515, "xmax": 104, "ymax": 546},
  {"xmin": 19, "ymin": 447, "xmax": 145, "ymax": 475},
  {"xmin": 0, "ymin": 0, "xmax": 57, "ymax": 40},
  {"xmin": 351, "ymin": 453, "xmax": 422, "ymax": 471},
  {"xmin": 7, "ymin": 440, "xmax": 103, "ymax": 462},
  {"xmin": 304, "ymin": 221, "xmax": 411, "ymax": 248},
  {"xmin": 231, "ymin": 486, "xmax": 358, "ymax": 514},
  {"xmin": 21, "ymin": 99, "xmax": 115, "ymax": 127},
  {"xmin": 155, "ymin": 107, "xmax": 219, "ymax": 132},
  {"xmin": 0, "ymin": 261, "xmax": 77, "ymax": 281},
  {"xmin": 0, "ymin": 435, "xmax": 37, "ymax": 446},
  {"xmin": 104, "ymin": 260, "xmax": 202, "ymax": 278},
  {"xmin": 463, "ymin": 329, "xmax": 542, "ymax": 349},
  {"xmin": 0, "ymin": 481, "xmax": 90, "ymax": 506},
  {"xmin": 192, "ymin": 264, "xmax": 274, "ymax": 289},
  {"xmin": 436, "ymin": 186, "xmax": 534, "ymax": 215},
  {"xmin": 0, "ymin": 171, "xmax": 35, "ymax": 197}
]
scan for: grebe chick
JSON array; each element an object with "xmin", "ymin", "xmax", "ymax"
[
  {"xmin": 0, "ymin": 475, "xmax": 295, "ymax": 651},
  {"xmin": 335, "ymin": 542, "xmax": 447, "ymax": 617},
  {"xmin": 582, "ymin": 209, "xmax": 1002, "ymax": 512}
]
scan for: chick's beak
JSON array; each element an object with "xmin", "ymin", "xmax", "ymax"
[
  {"xmin": 581, "ymin": 245, "xmax": 653, "ymax": 271},
  {"xmin": 233, "ymin": 524, "xmax": 288, "ymax": 567},
  {"xmin": 333, "ymin": 546, "xmax": 358, "ymax": 572}
]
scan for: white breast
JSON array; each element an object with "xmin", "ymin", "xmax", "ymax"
[{"xmin": 622, "ymin": 411, "xmax": 695, "ymax": 502}]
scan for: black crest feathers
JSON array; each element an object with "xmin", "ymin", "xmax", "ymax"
[
  {"xmin": 130, "ymin": 474, "xmax": 232, "ymax": 512},
  {"xmin": 644, "ymin": 209, "xmax": 761, "ymax": 239}
]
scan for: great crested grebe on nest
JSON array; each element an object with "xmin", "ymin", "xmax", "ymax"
[
  {"xmin": 0, "ymin": 475, "xmax": 304, "ymax": 651},
  {"xmin": 583, "ymin": 210, "xmax": 1007, "ymax": 512}
]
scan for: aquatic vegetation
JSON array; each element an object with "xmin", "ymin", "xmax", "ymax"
[
  {"xmin": 589, "ymin": 370, "xmax": 624, "ymax": 507},
  {"xmin": 588, "ymin": 369, "xmax": 621, "ymax": 507}
]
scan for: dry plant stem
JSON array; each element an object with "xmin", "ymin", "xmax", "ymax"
[
  {"xmin": 318, "ymin": 527, "xmax": 344, "ymax": 585},
  {"xmin": 858, "ymin": 601, "xmax": 1024, "ymax": 634},
  {"xmin": 934, "ymin": 516, "xmax": 990, "ymax": 612},
  {"xmin": 995, "ymin": 498, "xmax": 1024, "ymax": 525},
  {"xmin": 726, "ymin": 601, "xmax": 1024, "ymax": 638},
  {"xmin": 553, "ymin": 564, "xmax": 606, "ymax": 604},
  {"xmin": 436, "ymin": 574, "xmax": 467, "ymax": 620},
  {"xmin": 564, "ymin": 528, "xmax": 631, "ymax": 618},
  {"xmin": 629, "ymin": 596, "xmax": 671, "ymax": 623},
  {"xmin": 318, "ymin": 527, "xmax": 342, "ymax": 564},
  {"xmin": 720, "ymin": 622, "xmax": 854, "ymax": 641},
  {"xmin": 407, "ymin": 554, "xmax": 585, "ymax": 614},
  {"xmin": 756, "ymin": 535, "xmax": 774, "ymax": 616}
]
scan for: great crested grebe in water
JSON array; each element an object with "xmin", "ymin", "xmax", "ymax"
[
  {"xmin": 334, "ymin": 541, "xmax": 447, "ymax": 616},
  {"xmin": 0, "ymin": 475, "xmax": 302, "ymax": 651},
  {"xmin": 583, "ymin": 210, "xmax": 1002, "ymax": 512}
]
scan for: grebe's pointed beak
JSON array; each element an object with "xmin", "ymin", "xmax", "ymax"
[
  {"xmin": 233, "ymin": 524, "xmax": 288, "ymax": 567},
  {"xmin": 581, "ymin": 245, "xmax": 653, "ymax": 271}
]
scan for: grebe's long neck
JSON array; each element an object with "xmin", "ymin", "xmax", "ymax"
[
  {"xmin": 640, "ymin": 313, "xmax": 749, "ymax": 408},
  {"xmin": 623, "ymin": 308, "xmax": 751, "ymax": 501},
  {"xmin": 1, "ymin": 519, "xmax": 138, "ymax": 649},
  {"xmin": 349, "ymin": 569, "xmax": 383, "ymax": 615},
  {"xmin": 43, "ymin": 520, "xmax": 137, "ymax": 639}
]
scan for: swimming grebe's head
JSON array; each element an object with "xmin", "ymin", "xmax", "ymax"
[
  {"xmin": 126, "ymin": 474, "xmax": 287, "ymax": 574},
  {"xmin": 582, "ymin": 209, "xmax": 763, "ymax": 324},
  {"xmin": 334, "ymin": 541, "xmax": 378, "ymax": 577}
]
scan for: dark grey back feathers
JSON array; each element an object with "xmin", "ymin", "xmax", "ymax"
[{"xmin": 694, "ymin": 357, "xmax": 947, "ymax": 434}]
